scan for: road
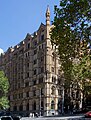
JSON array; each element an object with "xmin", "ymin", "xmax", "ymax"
[{"xmin": 21, "ymin": 114, "xmax": 89, "ymax": 120}]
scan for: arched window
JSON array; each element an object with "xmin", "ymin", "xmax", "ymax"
[
  {"xmin": 26, "ymin": 103, "xmax": 29, "ymax": 111},
  {"xmin": 51, "ymin": 100, "xmax": 55, "ymax": 109},
  {"xmin": 13, "ymin": 106, "xmax": 17, "ymax": 111},
  {"xmin": 51, "ymin": 86, "xmax": 55, "ymax": 95},
  {"xmin": 19, "ymin": 105, "xmax": 23, "ymax": 111},
  {"xmin": 41, "ymin": 101, "xmax": 44, "ymax": 110},
  {"xmin": 32, "ymin": 101, "xmax": 36, "ymax": 110}
]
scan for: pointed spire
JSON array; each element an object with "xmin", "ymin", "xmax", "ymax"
[
  {"xmin": 46, "ymin": 5, "xmax": 50, "ymax": 26},
  {"xmin": 46, "ymin": 5, "xmax": 50, "ymax": 15}
]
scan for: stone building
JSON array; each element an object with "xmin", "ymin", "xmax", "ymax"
[{"xmin": 0, "ymin": 7, "xmax": 62, "ymax": 116}]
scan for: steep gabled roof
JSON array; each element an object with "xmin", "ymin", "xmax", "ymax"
[{"xmin": 38, "ymin": 22, "xmax": 46, "ymax": 32}]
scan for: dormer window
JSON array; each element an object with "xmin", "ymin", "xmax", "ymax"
[
  {"xmin": 41, "ymin": 34, "xmax": 44, "ymax": 40},
  {"xmin": 27, "ymin": 43, "xmax": 30, "ymax": 49},
  {"xmin": 42, "ymin": 29, "xmax": 44, "ymax": 32},
  {"xmin": 33, "ymin": 41, "xmax": 37, "ymax": 46}
]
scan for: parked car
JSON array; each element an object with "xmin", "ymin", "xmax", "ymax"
[
  {"xmin": 84, "ymin": 111, "xmax": 91, "ymax": 118},
  {"xmin": 0, "ymin": 116, "xmax": 13, "ymax": 120},
  {"xmin": 12, "ymin": 116, "xmax": 20, "ymax": 120},
  {"xmin": 0, "ymin": 115, "xmax": 20, "ymax": 120}
]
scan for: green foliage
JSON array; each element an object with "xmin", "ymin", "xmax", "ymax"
[
  {"xmin": 51, "ymin": 0, "xmax": 91, "ymax": 49},
  {"xmin": 0, "ymin": 96, "xmax": 9, "ymax": 110},
  {"xmin": 51, "ymin": 0, "xmax": 91, "ymax": 93},
  {"xmin": 72, "ymin": 55, "xmax": 91, "ymax": 92},
  {"xmin": 0, "ymin": 71, "xmax": 9, "ymax": 110}
]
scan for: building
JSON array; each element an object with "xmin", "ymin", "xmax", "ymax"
[{"xmin": 0, "ymin": 7, "xmax": 62, "ymax": 116}]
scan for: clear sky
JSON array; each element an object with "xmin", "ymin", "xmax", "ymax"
[{"xmin": 0, "ymin": 0, "xmax": 59, "ymax": 52}]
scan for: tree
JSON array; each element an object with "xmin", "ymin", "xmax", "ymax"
[
  {"xmin": 51, "ymin": 0, "xmax": 91, "ymax": 73},
  {"xmin": 0, "ymin": 71, "xmax": 9, "ymax": 110},
  {"xmin": 51, "ymin": 0, "xmax": 91, "ymax": 110},
  {"xmin": 72, "ymin": 47, "xmax": 91, "ymax": 109}
]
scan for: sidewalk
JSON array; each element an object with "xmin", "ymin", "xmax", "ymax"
[{"xmin": 44, "ymin": 113, "xmax": 84, "ymax": 118}]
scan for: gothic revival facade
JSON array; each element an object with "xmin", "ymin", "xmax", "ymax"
[
  {"xmin": 1, "ymin": 6, "xmax": 87, "ymax": 116},
  {"xmin": 0, "ymin": 7, "xmax": 62, "ymax": 116}
]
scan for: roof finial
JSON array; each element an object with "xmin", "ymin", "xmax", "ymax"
[{"xmin": 46, "ymin": 5, "xmax": 50, "ymax": 26}]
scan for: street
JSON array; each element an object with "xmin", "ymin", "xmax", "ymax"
[{"xmin": 20, "ymin": 114, "xmax": 90, "ymax": 120}]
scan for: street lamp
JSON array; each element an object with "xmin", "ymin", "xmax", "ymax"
[
  {"xmin": 39, "ymin": 87, "xmax": 41, "ymax": 116},
  {"xmin": 61, "ymin": 84, "xmax": 64, "ymax": 114}
]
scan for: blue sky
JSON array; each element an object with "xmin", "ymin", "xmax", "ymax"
[{"xmin": 0, "ymin": 0, "xmax": 59, "ymax": 52}]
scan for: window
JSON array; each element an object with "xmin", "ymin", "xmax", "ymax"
[
  {"xmin": 51, "ymin": 67, "xmax": 54, "ymax": 72},
  {"xmin": 20, "ymin": 93, "xmax": 23, "ymax": 98},
  {"xmin": 33, "ymin": 79, "xmax": 36, "ymax": 85},
  {"xmin": 26, "ymin": 53, "xmax": 27, "ymax": 58},
  {"xmin": 58, "ymin": 99, "xmax": 61, "ymax": 109},
  {"xmin": 72, "ymin": 91, "xmax": 75, "ymax": 99},
  {"xmin": 18, "ymin": 93, "xmax": 23, "ymax": 99},
  {"xmin": 26, "ymin": 103, "xmax": 29, "ymax": 111},
  {"xmin": 19, "ymin": 49, "xmax": 23, "ymax": 54},
  {"xmin": 33, "ymin": 101, "xmax": 36, "ymax": 110},
  {"xmin": 39, "ymin": 77, "xmax": 43, "ymax": 83},
  {"xmin": 34, "ymin": 69, "xmax": 37, "ymax": 75},
  {"xmin": 13, "ymin": 106, "xmax": 17, "ymax": 111},
  {"xmin": 57, "ymin": 78, "xmax": 61, "ymax": 84},
  {"xmin": 26, "ymin": 91, "xmax": 29, "ymax": 97},
  {"xmin": 27, "ymin": 43, "xmax": 30, "ymax": 49},
  {"xmin": 27, "ymin": 63, "xmax": 29, "ymax": 67},
  {"xmin": 34, "ymin": 59, "xmax": 37, "ymax": 64},
  {"xmin": 8, "ymin": 96, "xmax": 10, "ymax": 100},
  {"xmin": 41, "ymin": 56, "xmax": 44, "ymax": 61},
  {"xmin": 41, "ymin": 67, "xmax": 44, "ymax": 73},
  {"xmin": 18, "ymin": 83, "xmax": 20, "ymax": 88},
  {"xmin": 51, "ymin": 86, "xmax": 55, "ymax": 95},
  {"xmin": 52, "ymin": 76, "xmax": 56, "ymax": 83},
  {"xmin": 42, "ymin": 29, "xmax": 44, "ymax": 32},
  {"xmin": 33, "ymin": 90, "xmax": 36, "ymax": 96},
  {"xmin": 42, "ymin": 44, "xmax": 44, "ymax": 49},
  {"xmin": 25, "ymin": 52, "xmax": 29, "ymax": 57},
  {"xmin": 25, "ymin": 82, "xmax": 29, "ymax": 87},
  {"xmin": 19, "ymin": 105, "xmax": 23, "ymax": 111},
  {"xmin": 76, "ymin": 91, "xmax": 79, "ymax": 98},
  {"xmin": 27, "ymin": 72, "xmax": 29, "ymax": 78},
  {"xmin": 58, "ymin": 89, "xmax": 61, "ymax": 96},
  {"xmin": 21, "ymin": 75, "xmax": 23, "ymax": 79},
  {"xmin": 41, "ymin": 34, "xmax": 44, "ymax": 40},
  {"xmin": 51, "ymin": 100, "xmax": 55, "ymax": 109},
  {"xmin": 39, "ymin": 45, "xmax": 41, "ymax": 50},
  {"xmin": 41, "ymin": 88, "xmax": 44, "ymax": 95},
  {"xmin": 28, "ymin": 52, "xmax": 30, "ymax": 56},
  {"xmin": 52, "ymin": 52, "xmax": 55, "ymax": 61},
  {"xmin": 34, "ymin": 41, "xmax": 37, "ymax": 46},
  {"xmin": 13, "ymin": 94, "xmax": 17, "ymax": 100},
  {"xmin": 41, "ymin": 101, "xmax": 44, "ymax": 110},
  {"xmin": 34, "ymin": 49, "xmax": 37, "ymax": 55}
]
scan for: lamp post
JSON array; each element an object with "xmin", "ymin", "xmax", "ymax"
[
  {"xmin": 39, "ymin": 87, "xmax": 41, "ymax": 116},
  {"xmin": 61, "ymin": 84, "xmax": 64, "ymax": 114}
]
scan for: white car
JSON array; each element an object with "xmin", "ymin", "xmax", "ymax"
[{"xmin": 0, "ymin": 116, "xmax": 13, "ymax": 120}]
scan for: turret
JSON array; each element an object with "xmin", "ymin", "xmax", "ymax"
[{"xmin": 46, "ymin": 5, "xmax": 50, "ymax": 26}]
